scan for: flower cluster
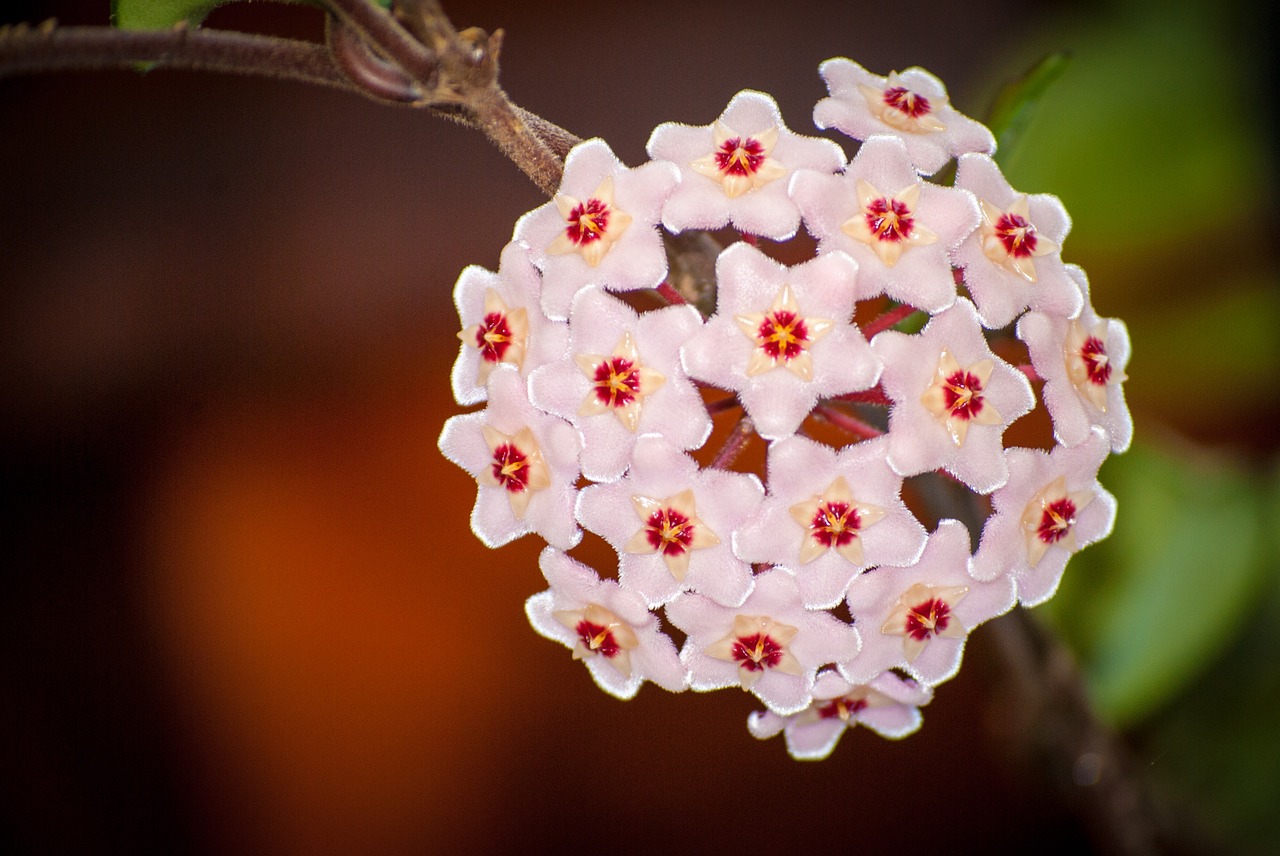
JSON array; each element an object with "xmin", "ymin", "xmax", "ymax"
[{"xmin": 439, "ymin": 62, "xmax": 1130, "ymax": 760}]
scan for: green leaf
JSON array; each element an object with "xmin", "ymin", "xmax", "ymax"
[
  {"xmin": 1041, "ymin": 442, "xmax": 1269, "ymax": 727},
  {"xmin": 985, "ymin": 52, "xmax": 1071, "ymax": 168},
  {"xmin": 111, "ymin": 0, "xmax": 228, "ymax": 29}
]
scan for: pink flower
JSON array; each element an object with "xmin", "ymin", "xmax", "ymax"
[
  {"xmin": 843, "ymin": 520, "xmax": 1015, "ymax": 686},
  {"xmin": 791, "ymin": 135, "xmax": 979, "ymax": 312},
  {"xmin": 667, "ymin": 568, "xmax": 861, "ymax": 715},
  {"xmin": 647, "ymin": 90, "xmax": 844, "ymax": 239},
  {"xmin": 527, "ymin": 287, "xmax": 710, "ymax": 481},
  {"xmin": 450, "ymin": 241, "xmax": 569, "ymax": 406},
  {"xmin": 747, "ymin": 669, "xmax": 933, "ymax": 760},
  {"xmin": 733, "ymin": 435, "xmax": 928, "ymax": 609},
  {"xmin": 952, "ymin": 153, "xmax": 1081, "ymax": 328},
  {"xmin": 971, "ymin": 428, "xmax": 1118, "ymax": 606},
  {"xmin": 575, "ymin": 435, "xmax": 762, "ymax": 608},
  {"xmin": 437, "ymin": 365, "xmax": 582, "ymax": 550},
  {"xmin": 813, "ymin": 59, "xmax": 995, "ymax": 175},
  {"xmin": 1017, "ymin": 265, "xmax": 1133, "ymax": 453},
  {"xmin": 514, "ymin": 139, "xmax": 678, "ymax": 319},
  {"xmin": 680, "ymin": 242, "xmax": 880, "ymax": 439},
  {"xmin": 525, "ymin": 548, "xmax": 688, "ymax": 699}
]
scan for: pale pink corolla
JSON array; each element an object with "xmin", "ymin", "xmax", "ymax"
[
  {"xmin": 666, "ymin": 568, "xmax": 861, "ymax": 715},
  {"xmin": 528, "ymin": 287, "xmax": 710, "ymax": 482},
  {"xmin": 791, "ymin": 135, "xmax": 979, "ymax": 312},
  {"xmin": 647, "ymin": 89, "xmax": 844, "ymax": 239},
  {"xmin": 813, "ymin": 59, "xmax": 995, "ymax": 176},
  {"xmin": 747, "ymin": 669, "xmax": 933, "ymax": 760},
  {"xmin": 450, "ymin": 241, "xmax": 569, "ymax": 406},
  {"xmin": 1017, "ymin": 265, "xmax": 1132, "ymax": 453},
  {"xmin": 680, "ymin": 242, "xmax": 880, "ymax": 440},
  {"xmin": 971, "ymin": 428, "xmax": 1118, "ymax": 606},
  {"xmin": 525, "ymin": 547, "xmax": 688, "ymax": 699},
  {"xmin": 575, "ymin": 435, "xmax": 762, "ymax": 608},
  {"xmin": 437, "ymin": 364, "xmax": 582, "ymax": 550},
  {"xmin": 952, "ymin": 153, "xmax": 1080, "ymax": 329},
  {"xmin": 843, "ymin": 520, "xmax": 1015, "ymax": 686},
  {"xmin": 514, "ymin": 139, "xmax": 678, "ymax": 320},
  {"xmin": 734, "ymin": 435, "xmax": 927, "ymax": 609},
  {"xmin": 873, "ymin": 298, "xmax": 1035, "ymax": 493}
]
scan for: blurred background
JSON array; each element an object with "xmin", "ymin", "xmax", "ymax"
[{"xmin": 1, "ymin": 0, "xmax": 1276, "ymax": 852}]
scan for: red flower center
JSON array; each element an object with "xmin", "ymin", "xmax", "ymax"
[
  {"xmin": 565, "ymin": 197, "xmax": 610, "ymax": 245},
  {"xmin": 994, "ymin": 212, "xmax": 1038, "ymax": 257},
  {"xmin": 757, "ymin": 310, "xmax": 810, "ymax": 361},
  {"xmin": 1080, "ymin": 336, "xmax": 1112, "ymax": 385},
  {"xmin": 883, "ymin": 85, "xmax": 932, "ymax": 119},
  {"xmin": 475, "ymin": 311, "xmax": 513, "ymax": 363},
  {"xmin": 863, "ymin": 196, "xmax": 916, "ymax": 243},
  {"xmin": 590, "ymin": 356, "xmax": 641, "ymax": 408},
  {"xmin": 942, "ymin": 370, "xmax": 986, "ymax": 421},
  {"xmin": 1037, "ymin": 497, "xmax": 1078, "ymax": 545},
  {"xmin": 904, "ymin": 598, "xmax": 952, "ymax": 641},
  {"xmin": 490, "ymin": 443, "xmax": 530, "ymax": 493},
  {"xmin": 730, "ymin": 633, "xmax": 787, "ymax": 672},
  {"xmin": 810, "ymin": 501, "xmax": 861, "ymax": 549},
  {"xmin": 714, "ymin": 136, "xmax": 767, "ymax": 177},
  {"xmin": 575, "ymin": 620, "xmax": 623, "ymax": 659},
  {"xmin": 644, "ymin": 507, "xmax": 694, "ymax": 556},
  {"xmin": 816, "ymin": 696, "xmax": 869, "ymax": 720}
]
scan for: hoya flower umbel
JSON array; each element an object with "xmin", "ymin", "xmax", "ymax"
[
  {"xmin": 691, "ymin": 121, "xmax": 787, "ymax": 198},
  {"xmin": 920, "ymin": 348, "xmax": 1002, "ymax": 447},
  {"xmin": 705, "ymin": 614, "xmax": 804, "ymax": 688},
  {"xmin": 737, "ymin": 283, "xmax": 833, "ymax": 380}
]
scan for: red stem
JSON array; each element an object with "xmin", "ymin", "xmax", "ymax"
[
  {"xmin": 1017, "ymin": 363, "xmax": 1042, "ymax": 382},
  {"xmin": 834, "ymin": 386, "xmax": 892, "ymax": 406},
  {"xmin": 862, "ymin": 302, "xmax": 919, "ymax": 339},
  {"xmin": 656, "ymin": 281, "xmax": 687, "ymax": 305},
  {"xmin": 813, "ymin": 404, "xmax": 882, "ymax": 439},
  {"xmin": 709, "ymin": 415, "xmax": 755, "ymax": 470}
]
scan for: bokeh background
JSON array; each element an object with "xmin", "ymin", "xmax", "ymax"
[{"xmin": 2, "ymin": 0, "xmax": 1276, "ymax": 852}]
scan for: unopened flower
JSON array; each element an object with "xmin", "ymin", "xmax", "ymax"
[
  {"xmin": 525, "ymin": 548, "xmax": 687, "ymax": 699},
  {"xmin": 813, "ymin": 59, "xmax": 995, "ymax": 175},
  {"xmin": 747, "ymin": 669, "xmax": 933, "ymax": 759},
  {"xmin": 791, "ymin": 135, "xmax": 978, "ymax": 312},
  {"xmin": 648, "ymin": 90, "xmax": 844, "ymax": 239}
]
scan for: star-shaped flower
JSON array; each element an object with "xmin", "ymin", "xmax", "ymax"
[
  {"xmin": 667, "ymin": 569, "xmax": 861, "ymax": 715},
  {"xmin": 791, "ymin": 135, "xmax": 978, "ymax": 313},
  {"xmin": 971, "ymin": 428, "xmax": 1118, "ymax": 606},
  {"xmin": 449, "ymin": 242, "xmax": 569, "ymax": 406},
  {"xmin": 843, "ymin": 520, "xmax": 1015, "ymax": 686},
  {"xmin": 747, "ymin": 669, "xmax": 933, "ymax": 760},
  {"xmin": 873, "ymin": 298, "xmax": 1035, "ymax": 493},
  {"xmin": 734, "ymin": 435, "xmax": 928, "ymax": 608},
  {"xmin": 515, "ymin": 138, "xmax": 678, "ymax": 319},
  {"xmin": 1017, "ymin": 265, "xmax": 1133, "ymax": 453},
  {"xmin": 680, "ymin": 243, "xmax": 880, "ymax": 439},
  {"xmin": 575, "ymin": 435, "xmax": 762, "ymax": 608},
  {"xmin": 813, "ymin": 59, "xmax": 995, "ymax": 175},
  {"xmin": 528, "ymin": 288, "xmax": 710, "ymax": 481},
  {"xmin": 525, "ymin": 548, "xmax": 687, "ymax": 699},
  {"xmin": 647, "ymin": 90, "xmax": 844, "ymax": 239},
  {"xmin": 952, "ymin": 153, "xmax": 1080, "ymax": 328},
  {"xmin": 437, "ymin": 365, "xmax": 582, "ymax": 550}
]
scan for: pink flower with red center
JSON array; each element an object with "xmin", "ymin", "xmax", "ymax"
[
  {"xmin": 873, "ymin": 298, "xmax": 1034, "ymax": 493},
  {"xmin": 648, "ymin": 90, "xmax": 843, "ymax": 239},
  {"xmin": 748, "ymin": 669, "xmax": 933, "ymax": 760},
  {"xmin": 952, "ymin": 153, "xmax": 1080, "ymax": 329},
  {"xmin": 791, "ymin": 135, "xmax": 978, "ymax": 312},
  {"xmin": 844, "ymin": 521, "xmax": 1014, "ymax": 686},
  {"xmin": 1016, "ymin": 266, "xmax": 1132, "ymax": 453},
  {"xmin": 735, "ymin": 435, "xmax": 927, "ymax": 609},
  {"xmin": 972, "ymin": 428, "xmax": 1117, "ymax": 606},
  {"xmin": 813, "ymin": 59, "xmax": 994, "ymax": 175},
  {"xmin": 438, "ymin": 364, "xmax": 583, "ymax": 550},
  {"xmin": 528, "ymin": 287, "xmax": 710, "ymax": 482},
  {"xmin": 680, "ymin": 243, "xmax": 879, "ymax": 440},
  {"xmin": 450, "ymin": 242, "xmax": 568, "ymax": 406},
  {"xmin": 526, "ymin": 548, "xmax": 687, "ymax": 699},
  {"xmin": 515, "ymin": 139, "xmax": 677, "ymax": 319},
  {"xmin": 576, "ymin": 435, "xmax": 761, "ymax": 608},
  {"xmin": 668, "ymin": 569, "xmax": 861, "ymax": 714}
]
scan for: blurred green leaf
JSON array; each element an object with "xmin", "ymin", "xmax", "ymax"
[
  {"xmin": 986, "ymin": 52, "xmax": 1071, "ymax": 168},
  {"xmin": 1043, "ymin": 441, "xmax": 1269, "ymax": 726},
  {"xmin": 111, "ymin": 0, "xmax": 228, "ymax": 29}
]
